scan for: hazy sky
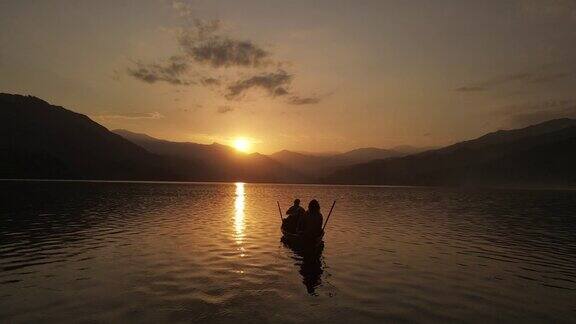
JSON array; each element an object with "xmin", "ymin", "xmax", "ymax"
[{"xmin": 1, "ymin": 0, "xmax": 576, "ymax": 153}]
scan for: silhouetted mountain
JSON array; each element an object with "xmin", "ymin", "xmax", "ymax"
[
  {"xmin": 390, "ymin": 145, "xmax": 433, "ymax": 155},
  {"xmin": 0, "ymin": 93, "xmax": 305, "ymax": 183},
  {"xmin": 294, "ymin": 150, "xmax": 341, "ymax": 157},
  {"xmin": 325, "ymin": 119, "xmax": 576, "ymax": 186},
  {"xmin": 269, "ymin": 147, "xmax": 412, "ymax": 177},
  {"xmin": 0, "ymin": 93, "xmax": 182, "ymax": 180},
  {"xmin": 439, "ymin": 118, "xmax": 576, "ymax": 153},
  {"xmin": 114, "ymin": 129, "xmax": 308, "ymax": 183},
  {"xmin": 8, "ymin": 92, "xmax": 572, "ymax": 186},
  {"xmin": 338, "ymin": 147, "xmax": 399, "ymax": 163},
  {"xmin": 268, "ymin": 150, "xmax": 330, "ymax": 176}
]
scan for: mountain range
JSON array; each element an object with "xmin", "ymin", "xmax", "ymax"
[
  {"xmin": 267, "ymin": 147, "xmax": 416, "ymax": 177},
  {"xmin": 2, "ymin": 93, "xmax": 576, "ymax": 186},
  {"xmin": 0, "ymin": 93, "xmax": 303, "ymax": 182},
  {"xmin": 112, "ymin": 129, "xmax": 308, "ymax": 183},
  {"xmin": 325, "ymin": 118, "xmax": 576, "ymax": 186},
  {"xmin": 0, "ymin": 94, "xmax": 175, "ymax": 180}
]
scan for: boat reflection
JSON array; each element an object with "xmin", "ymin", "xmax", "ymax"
[
  {"xmin": 282, "ymin": 237, "xmax": 325, "ymax": 295},
  {"xmin": 234, "ymin": 183, "xmax": 246, "ymax": 256}
]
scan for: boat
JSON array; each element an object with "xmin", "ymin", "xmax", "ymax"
[
  {"xmin": 281, "ymin": 227, "xmax": 324, "ymax": 249},
  {"xmin": 277, "ymin": 200, "xmax": 335, "ymax": 250}
]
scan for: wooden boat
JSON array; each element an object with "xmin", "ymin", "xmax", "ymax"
[
  {"xmin": 277, "ymin": 200, "xmax": 335, "ymax": 251},
  {"xmin": 281, "ymin": 227, "xmax": 324, "ymax": 248}
]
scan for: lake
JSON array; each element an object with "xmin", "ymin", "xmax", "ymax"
[{"xmin": 1, "ymin": 181, "xmax": 575, "ymax": 323}]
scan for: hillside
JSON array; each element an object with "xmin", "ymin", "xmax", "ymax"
[
  {"xmin": 324, "ymin": 119, "xmax": 576, "ymax": 186},
  {"xmin": 5, "ymin": 93, "xmax": 574, "ymax": 186},
  {"xmin": 0, "ymin": 93, "xmax": 305, "ymax": 183},
  {"xmin": 269, "ymin": 147, "xmax": 415, "ymax": 177},
  {"xmin": 0, "ymin": 93, "xmax": 181, "ymax": 180},
  {"xmin": 114, "ymin": 129, "xmax": 308, "ymax": 183}
]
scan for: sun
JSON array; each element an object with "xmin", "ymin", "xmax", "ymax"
[{"xmin": 233, "ymin": 138, "xmax": 251, "ymax": 153}]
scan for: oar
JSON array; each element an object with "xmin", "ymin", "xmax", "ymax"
[
  {"xmin": 321, "ymin": 200, "xmax": 336, "ymax": 236},
  {"xmin": 277, "ymin": 201, "xmax": 283, "ymax": 222}
]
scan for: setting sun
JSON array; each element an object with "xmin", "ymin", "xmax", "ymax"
[{"xmin": 233, "ymin": 138, "xmax": 251, "ymax": 153}]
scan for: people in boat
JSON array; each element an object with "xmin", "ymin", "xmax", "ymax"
[
  {"xmin": 298, "ymin": 199, "xmax": 324, "ymax": 239},
  {"xmin": 282, "ymin": 199, "xmax": 305, "ymax": 233}
]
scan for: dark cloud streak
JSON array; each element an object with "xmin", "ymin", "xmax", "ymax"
[
  {"xmin": 126, "ymin": 6, "xmax": 322, "ymax": 106},
  {"xmin": 217, "ymin": 105, "xmax": 234, "ymax": 113},
  {"xmin": 225, "ymin": 70, "xmax": 292, "ymax": 99},
  {"xmin": 201, "ymin": 77, "xmax": 221, "ymax": 86},
  {"xmin": 287, "ymin": 95, "xmax": 322, "ymax": 105},
  {"xmin": 179, "ymin": 32, "xmax": 271, "ymax": 68},
  {"xmin": 127, "ymin": 56, "xmax": 193, "ymax": 86}
]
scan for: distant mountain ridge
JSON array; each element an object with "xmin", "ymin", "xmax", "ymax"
[
  {"xmin": 268, "ymin": 146, "xmax": 424, "ymax": 177},
  {"xmin": 324, "ymin": 118, "xmax": 576, "ymax": 186},
  {"xmin": 3, "ymin": 92, "xmax": 576, "ymax": 186},
  {"xmin": 114, "ymin": 129, "xmax": 308, "ymax": 183},
  {"xmin": 114, "ymin": 130, "xmax": 427, "ymax": 179},
  {"xmin": 0, "ymin": 93, "xmax": 304, "ymax": 182}
]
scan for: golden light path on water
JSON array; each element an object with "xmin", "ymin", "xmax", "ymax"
[{"xmin": 234, "ymin": 182, "xmax": 246, "ymax": 258}]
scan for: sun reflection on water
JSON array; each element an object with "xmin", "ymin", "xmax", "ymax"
[{"xmin": 234, "ymin": 182, "xmax": 245, "ymax": 247}]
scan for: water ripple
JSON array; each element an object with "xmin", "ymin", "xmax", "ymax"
[{"xmin": 0, "ymin": 182, "xmax": 575, "ymax": 323}]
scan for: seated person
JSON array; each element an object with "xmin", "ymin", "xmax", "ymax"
[
  {"xmin": 297, "ymin": 199, "xmax": 324, "ymax": 238},
  {"xmin": 282, "ymin": 199, "xmax": 305, "ymax": 233}
]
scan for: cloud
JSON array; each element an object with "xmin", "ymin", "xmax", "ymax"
[
  {"xmin": 287, "ymin": 95, "xmax": 321, "ymax": 105},
  {"xmin": 127, "ymin": 18, "xmax": 271, "ymax": 86},
  {"xmin": 224, "ymin": 70, "xmax": 322, "ymax": 104},
  {"xmin": 225, "ymin": 69, "xmax": 292, "ymax": 99},
  {"xmin": 127, "ymin": 18, "xmax": 272, "ymax": 87},
  {"xmin": 217, "ymin": 105, "xmax": 234, "ymax": 113},
  {"xmin": 200, "ymin": 77, "xmax": 221, "ymax": 86},
  {"xmin": 125, "ymin": 3, "xmax": 322, "ymax": 106},
  {"xmin": 179, "ymin": 103, "xmax": 203, "ymax": 112},
  {"xmin": 92, "ymin": 112, "xmax": 164, "ymax": 120},
  {"xmin": 178, "ymin": 24, "xmax": 271, "ymax": 68},
  {"xmin": 127, "ymin": 56, "xmax": 193, "ymax": 85}
]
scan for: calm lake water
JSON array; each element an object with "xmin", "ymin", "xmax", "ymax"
[{"xmin": 1, "ymin": 181, "xmax": 575, "ymax": 323}]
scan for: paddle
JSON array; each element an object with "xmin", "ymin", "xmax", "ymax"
[
  {"xmin": 277, "ymin": 201, "xmax": 283, "ymax": 222},
  {"xmin": 321, "ymin": 200, "xmax": 336, "ymax": 237}
]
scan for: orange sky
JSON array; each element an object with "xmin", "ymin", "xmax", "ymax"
[{"xmin": 1, "ymin": 0, "xmax": 576, "ymax": 153}]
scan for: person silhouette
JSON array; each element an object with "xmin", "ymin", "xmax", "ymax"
[
  {"xmin": 282, "ymin": 199, "xmax": 327, "ymax": 295},
  {"xmin": 282, "ymin": 199, "xmax": 305, "ymax": 233},
  {"xmin": 297, "ymin": 199, "xmax": 324, "ymax": 239}
]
